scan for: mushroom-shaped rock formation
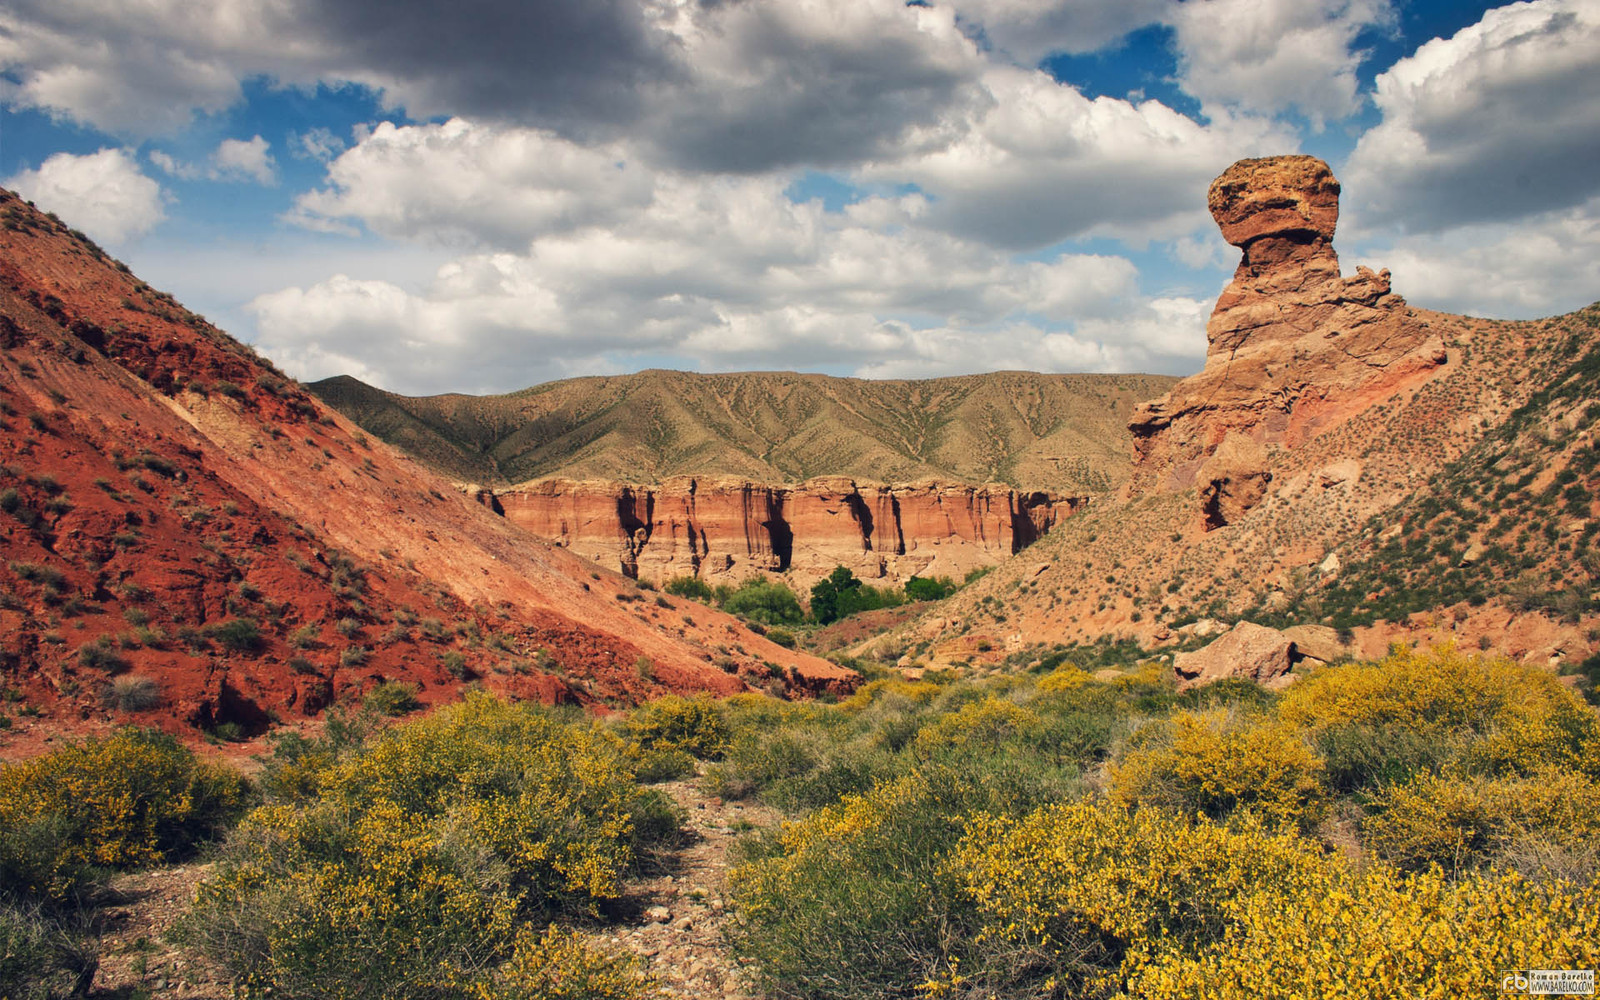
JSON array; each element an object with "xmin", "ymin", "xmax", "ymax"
[{"xmin": 1128, "ymin": 155, "xmax": 1447, "ymax": 504}]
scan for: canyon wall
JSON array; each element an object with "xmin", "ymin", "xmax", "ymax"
[{"xmin": 484, "ymin": 476, "xmax": 1081, "ymax": 589}]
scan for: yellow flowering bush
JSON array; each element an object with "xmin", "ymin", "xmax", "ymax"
[
  {"xmin": 1129, "ymin": 866, "xmax": 1600, "ymax": 1000},
  {"xmin": 0, "ymin": 728, "xmax": 251, "ymax": 900},
  {"xmin": 909, "ymin": 698, "xmax": 1041, "ymax": 761},
  {"xmin": 621, "ymin": 694, "xmax": 729, "ymax": 760},
  {"xmin": 946, "ymin": 799, "xmax": 1600, "ymax": 1000},
  {"xmin": 838, "ymin": 677, "xmax": 947, "ymax": 714},
  {"xmin": 471, "ymin": 925, "xmax": 658, "ymax": 1000},
  {"xmin": 185, "ymin": 694, "xmax": 667, "ymax": 1000},
  {"xmin": 1109, "ymin": 710, "xmax": 1328, "ymax": 829},
  {"xmin": 942, "ymin": 802, "xmax": 1329, "ymax": 998},
  {"xmin": 1037, "ymin": 666, "xmax": 1092, "ymax": 694},
  {"xmin": 1281, "ymin": 647, "xmax": 1599, "ymax": 775},
  {"xmin": 1363, "ymin": 767, "xmax": 1600, "ymax": 874}
]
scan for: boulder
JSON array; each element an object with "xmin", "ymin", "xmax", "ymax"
[
  {"xmin": 1173, "ymin": 621, "xmax": 1295, "ymax": 691},
  {"xmin": 1283, "ymin": 624, "xmax": 1345, "ymax": 664}
]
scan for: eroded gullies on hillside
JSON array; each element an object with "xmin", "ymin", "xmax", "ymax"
[{"xmin": 0, "ymin": 188, "xmax": 859, "ymax": 754}]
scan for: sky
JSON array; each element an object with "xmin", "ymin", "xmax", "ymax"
[{"xmin": 1, "ymin": 0, "xmax": 1597, "ymax": 396}]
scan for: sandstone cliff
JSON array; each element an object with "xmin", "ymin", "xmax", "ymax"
[
  {"xmin": 1128, "ymin": 155, "xmax": 1448, "ymax": 516},
  {"xmin": 487, "ymin": 476, "xmax": 1080, "ymax": 590}
]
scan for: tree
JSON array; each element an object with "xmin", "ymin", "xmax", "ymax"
[{"xmin": 810, "ymin": 566, "xmax": 861, "ymax": 626}]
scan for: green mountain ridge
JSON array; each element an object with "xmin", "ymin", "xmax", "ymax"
[{"xmin": 309, "ymin": 369, "xmax": 1180, "ymax": 492}]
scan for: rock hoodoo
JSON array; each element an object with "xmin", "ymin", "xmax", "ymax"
[
  {"xmin": 487, "ymin": 477, "xmax": 1080, "ymax": 588},
  {"xmin": 1128, "ymin": 155, "xmax": 1447, "ymax": 506}
]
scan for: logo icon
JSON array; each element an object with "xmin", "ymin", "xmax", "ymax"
[{"xmin": 1502, "ymin": 970, "xmax": 1596, "ymax": 996}]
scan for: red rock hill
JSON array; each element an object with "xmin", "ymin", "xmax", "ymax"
[{"xmin": 0, "ymin": 192, "xmax": 854, "ymax": 748}]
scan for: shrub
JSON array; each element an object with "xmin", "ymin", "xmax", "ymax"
[
  {"xmin": 720, "ymin": 576, "xmax": 805, "ymax": 625},
  {"xmin": 471, "ymin": 925, "xmax": 656, "ymax": 1000},
  {"xmin": 75, "ymin": 639, "xmax": 129, "ymax": 674},
  {"xmin": 0, "ymin": 901, "xmax": 96, "ymax": 1000},
  {"xmin": 1311, "ymin": 721, "xmax": 1453, "ymax": 793},
  {"xmin": 726, "ymin": 748, "xmax": 1083, "ymax": 1000},
  {"xmin": 622, "ymin": 695, "xmax": 729, "ymax": 760},
  {"xmin": 1128, "ymin": 866, "xmax": 1600, "ymax": 999},
  {"xmin": 950, "ymin": 801, "xmax": 1600, "ymax": 1000},
  {"xmin": 0, "ymin": 729, "xmax": 252, "ymax": 901},
  {"xmin": 662, "ymin": 575, "xmax": 712, "ymax": 602},
  {"xmin": 206, "ymin": 617, "xmax": 263, "ymax": 653},
  {"xmin": 766, "ymin": 628, "xmax": 797, "ymax": 649},
  {"xmin": 1109, "ymin": 710, "xmax": 1328, "ymax": 830},
  {"xmin": 100, "ymin": 675, "xmax": 162, "ymax": 712},
  {"xmin": 947, "ymin": 803, "xmax": 1329, "ymax": 997},
  {"xmin": 904, "ymin": 575, "xmax": 957, "ymax": 602},
  {"xmin": 727, "ymin": 773, "xmax": 975, "ymax": 999},
  {"xmin": 363, "ymin": 681, "xmax": 419, "ymax": 716},
  {"xmin": 442, "ymin": 650, "xmax": 472, "ymax": 679},
  {"xmin": 1362, "ymin": 768, "xmax": 1600, "ymax": 876},
  {"xmin": 185, "ymin": 695, "xmax": 668, "ymax": 999}
]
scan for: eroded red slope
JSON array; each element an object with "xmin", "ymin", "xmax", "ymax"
[{"xmin": 0, "ymin": 192, "xmax": 853, "ymax": 746}]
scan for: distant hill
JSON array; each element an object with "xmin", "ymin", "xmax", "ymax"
[{"xmin": 308, "ymin": 370, "xmax": 1178, "ymax": 492}]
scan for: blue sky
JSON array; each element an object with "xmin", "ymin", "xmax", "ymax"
[{"xmin": 1, "ymin": 0, "xmax": 1597, "ymax": 394}]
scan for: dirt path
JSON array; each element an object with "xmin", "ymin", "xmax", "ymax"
[
  {"xmin": 83, "ymin": 774, "xmax": 773, "ymax": 999},
  {"xmin": 87, "ymin": 865, "xmax": 230, "ymax": 999},
  {"xmin": 602, "ymin": 775, "xmax": 776, "ymax": 999}
]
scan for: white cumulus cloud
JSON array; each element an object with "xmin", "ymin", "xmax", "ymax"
[
  {"xmin": 859, "ymin": 65, "xmax": 1294, "ymax": 249},
  {"xmin": 212, "ymin": 135, "xmax": 277, "ymax": 184},
  {"xmin": 256, "ymin": 145, "xmax": 1208, "ymax": 393},
  {"xmin": 1170, "ymin": 0, "xmax": 1394, "ymax": 124},
  {"xmin": 1344, "ymin": 0, "xmax": 1600, "ymax": 233},
  {"xmin": 6, "ymin": 148, "xmax": 165, "ymax": 243}
]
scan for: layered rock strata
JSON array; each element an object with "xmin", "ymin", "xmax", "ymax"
[
  {"xmin": 1128, "ymin": 155, "xmax": 1448, "ymax": 514},
  {"xmin": 487, "ymin": 476, "xmax": 1080, "ymax": 588}
]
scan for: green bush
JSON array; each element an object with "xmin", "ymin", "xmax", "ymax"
[
  {"xmin": 662, "ymin": 575, "xmax": 712, "ymax": 602},
  {"xmin": 363, "ymin": 681, "xmax": 419, "ymax": 716},
  {"xmin": 903, "ymin": 575, "xmax": 957, "ymax": 602},
  {"xmin": 0, "ymin": 901, "xmax": 96, "ymax": 1000},
  {"xmin": 766, "ymin": 628, "xmax": 798, "ymax": 649},
  {"xmin": 206, "ymin": 617, "xmax": 263, "ymax": 653},
  {"xmin": 727, "ymin": 749, "xmax": 1081, "ymax": 1000},
  {"xmin": 721, "ymin": 576, "xmax": 805, "ymax": 625},
  {"xmin": 75, "ymin": 639, "xmax": 128, "ymax": 674}
]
